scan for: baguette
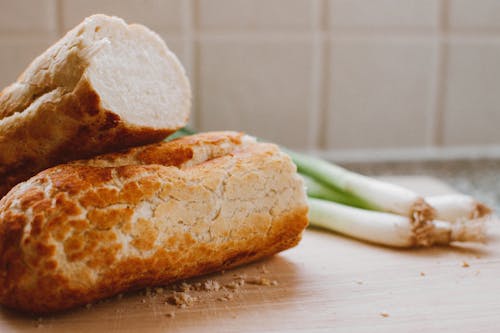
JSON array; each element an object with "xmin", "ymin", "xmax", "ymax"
[
  {"xmin": 0, "ymin": 14, "xmax": 191, "ymax": 197},
  {"xmin": 0, "ymin": 132, "xmax": 308, "ymax": 314}
]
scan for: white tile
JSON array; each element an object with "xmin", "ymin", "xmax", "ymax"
[
  {"xmin": 0, "ymin": 38, "xmax": 55, "ymax": 88},
  {"xmin": 197, "ymin": 0, "xmax": 315, "ymax": 31},
  {"xmin": 443, "ymin": 39, "xmax": 500, "ymax": 145},
  {"xmin": 325, "ymin": 38, "xmax": 437, "ymax": 149},
  {"xmin": 449, "ymin": 0, "xmax": 500, "ymax": 29},
  {"xmin": 0, "ymin": 0, "xmax": 55, "ymax": 34},
  {"xmin": 197, "ymin": 38, "xmax": 315, "ymax": 149},
  {"xmin": 61, "ymin": 0, "xmax": 184, "ymax": 32},
  {"xmin": 327, "ymin": 0, "xmax": 439, "ymax": 29}
]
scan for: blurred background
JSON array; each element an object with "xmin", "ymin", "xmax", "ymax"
[{"xmin": 1, "ymin": 0, "xmax": 500, "ymax": 163}]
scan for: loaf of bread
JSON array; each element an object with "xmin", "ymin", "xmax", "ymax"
[
  {"xmin": 0, "ymin": 14, "xmax": 191, "ymax": 197},
  {"xmin": 0, "ymin": 132, "xmax": 308, "ymax": 314}
]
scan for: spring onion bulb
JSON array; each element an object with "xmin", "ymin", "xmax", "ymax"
[
  {"xmin": 427, "ymin": 194, "xmax": 492, "ymax": 222},
  {"xmin": 309, "ymin": 198, "xmax": 486, "ymax": 247}
]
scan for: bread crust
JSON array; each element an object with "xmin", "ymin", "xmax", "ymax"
[
  {"xmin": 0, "ymin": 15, "xmax": 190, "ymax": 197},
  {"xmin": 0, "ymin": 132, "xmax": 308, "ymax": 314}
]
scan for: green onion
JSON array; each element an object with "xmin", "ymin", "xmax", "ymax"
[
  {"xmin": 304, "ymin": 170, "xmax": 492, "ymax": 225},
  {"xmin": 309, "ymin": 198, "xmax": 486, "ymax": 247},
  {"xmin": 301, "ymin": 169, "xmax": 492, "ymax": 223}
]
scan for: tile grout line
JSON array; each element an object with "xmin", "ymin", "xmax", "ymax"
[
  {"xmin": 433, "ymin": 0, "xmax": 450, "ymax": 147},
  {"xmin": 425, "ymin": 1, "xmax": 443, "ymax": 147},
  {"xmin": 54, "ymin": 0, "xmax": 64, "ymax": 38},
  {"xmin": 311, "ymin": 144, "xmax": 500, "ymax": 163},
  {"xmin": 307, "ymin": 0, "xmax": 324, "ymax": 150},
  {"xmin": 6, "ymin": 30, "xmax": 500, "ymax": 42},
  {"xmin": 317, "ymin": 0, "xmax": 330, "ymax": 151},
  {"xmin": 190, "ymin": 0, "xmax": 202, "ymax": 131},
  {"xmin": 182, "ymin": 0, "xmax": 197, "ymax": 129},
  {"xmin": 189, "ymin": 31, "xmax": 445, "ymax": 40}
]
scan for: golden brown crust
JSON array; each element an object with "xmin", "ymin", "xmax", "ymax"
[
  {"xmin": 71, "ymin": 130, "xmax": 248, "ymax": 169},
  {"xmin": 0, "ymin": 132, "xmax": 308, "ymax": 314}
]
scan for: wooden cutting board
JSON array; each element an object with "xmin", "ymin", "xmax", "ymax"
[{"xmin": 1, "ymin": 176, "xmax": 499, "ymax": 332}]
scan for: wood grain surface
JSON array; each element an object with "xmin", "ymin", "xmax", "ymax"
[{"xmin": 1, "ymin": 176, "xmax": 498, "ymax": 332}]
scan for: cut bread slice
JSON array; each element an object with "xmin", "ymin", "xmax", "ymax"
[{"xmin": 0, "ymin": 14, "xmax": 191, "ymax": 197}]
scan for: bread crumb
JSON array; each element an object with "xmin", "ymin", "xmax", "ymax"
[
  {"xmin": 260, "ymin": 265, "xmax": 269, "ymax": 274},
  {"xmin": 203, "ymin": 280, "xmax": 221, "ymax": 291},
  {"xmin": 217, "ymin": 294, "xmax": 234, "ymax": 302},
  {"xmin": 246, "ymin": 277, "xmax": 275, "ymax": 286},
  {"xmin": 166, "ymin": 312, "xmax": 175, "ymax": 318},
  {"xmin": 154, "ymin": 272, "xmax": 280, "ymax": 309},
  {"xmin": 225, "ymin": 278, "xmax": 245, "ymax": 290},
  {"xmin": 380, "ymin": 312, "xmax": 389, "ymax": 318},
  {"xmin": 178, "ymin": 282, "xmax": 192, "ymax": 292},
  {"xmin": 462, "ymin": 261, "xmax": 470, "ymax": 268},
  {"xmin": 141, "ymin": 298, "xmax": 147, "ymax": 304},
  {"xmin": 167, "ymin": 292, "xmax": 196, "ymax": 308},
  {"xmin": 420, "ymin": 272, "xmax": 426, "ymax": 276},
  {"xmin": 85, "ymin": 303, "xmax": 92, "ymax": 309}
]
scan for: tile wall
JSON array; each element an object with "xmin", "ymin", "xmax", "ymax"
[{"xmin": 1, "ymin": 0, "xmax": 499, "ymax": 161}]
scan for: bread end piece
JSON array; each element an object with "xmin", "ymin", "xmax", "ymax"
[{"xmin": 0, "ymin": 14, "xmax": 191, "ymax": 197}]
